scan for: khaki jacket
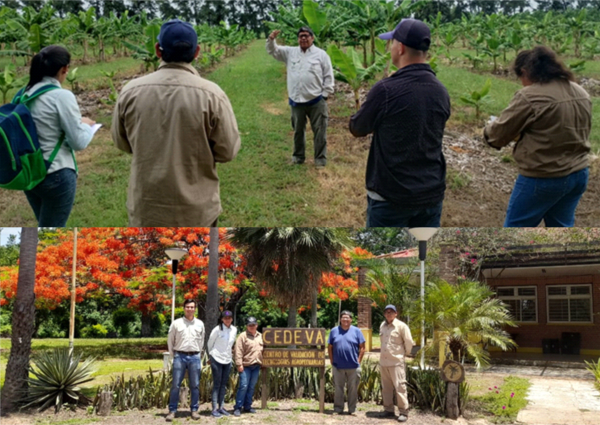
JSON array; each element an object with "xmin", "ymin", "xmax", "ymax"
[
  {"xmin": 379, "ymin": 319, "xmax": 414, "ymax": 368},
  {"xmin": 234, "ymin": 331, "xmax": 264, "ymax": 367},
  {"xmin": 484, "ymin": 80, "xmax": 591, "ymax": 178},
  {"xmin": 112, "ymin": 61, "xmax": 240, "ymax": 226}
]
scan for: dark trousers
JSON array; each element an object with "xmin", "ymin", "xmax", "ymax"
[
  {"xmin": 291, "ymin": 99, "xmax": 328, "ymax": 165},
  {"xmin": 24, "ymin": 168, "xmax": 77, "ymax": 226},
  {"xmin": 366, "ymin": 197, "xmax": 443, "ymax": 228},
  {"xmin": 210, "ymin": 356, "xmax": 232, "ymax": 410}
]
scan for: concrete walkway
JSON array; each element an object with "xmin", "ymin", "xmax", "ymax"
[{"xmin": 516, "ymin": 377, "xmax": 600, "ymax": 425}]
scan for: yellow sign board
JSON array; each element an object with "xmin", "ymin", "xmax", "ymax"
[{"xmin": 262, "ymin": 328, "xmax": 326, "ymax": 346}]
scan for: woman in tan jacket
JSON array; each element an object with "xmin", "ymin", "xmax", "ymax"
[
  {"xmin": 484, "ymin": 46, "xmax": 592, "ymax": 227},
  {"xmin": 233, "ymin": 316, "xmax": 263, "ymax": 417}
]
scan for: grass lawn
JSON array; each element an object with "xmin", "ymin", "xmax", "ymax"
[
  {"xmin": 467, "ymin": 374, "xmax": 531, "ymax": 423},
  {"xmin": 1, "ymin": 40, "xmax": 599, "ymax": 225},
  {"xmin": 0, "ymin": 337, "xmax": 168, "ymax": 390}
]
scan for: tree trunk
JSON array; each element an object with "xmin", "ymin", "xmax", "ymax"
[
  {"xmin": 446, "ymin": 382, "xmax": 460, "ymax": 419},
  {"xmin": 205, "ymin": 227, "xmax": 220, "ymax": 347},
  {"xmin": 97, "ymin": 391, "xmax": 113, "ymax": 416},
  {"xmin": 83, "ymin": 38, "xmax": 88, "ymax": 63},
  {"xmin": 0, "ymin": 228, "xmax": 38, "ymax": 414},
  {"xmin": 141, "ymin": 312, "xmax": 152, "ymax": 337},
  {"xmin": 287, "ymin": 301, "xmax": 297, "ymax": 328},
  {"xmin": 310, "ymin": 289, "xmax": 317, "ymax": 328}
]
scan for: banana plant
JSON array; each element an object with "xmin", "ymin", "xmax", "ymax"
[
  {"xmin": 0, "ymin": 65, "xmax": 26, "ymax": 104},
  {"xmin": 463, "ymin": 53, "xmax": 483, "ymax": 71},
  {"xmin": 460, "ymin": 78, "xmax": 491, "ymax": 121},
  {"xmin": 327, "ymin": 44, "xmax": 390, "ymax": 110},
  {"xmin": 65, "ymin": 67, "xmax": 79, "ymax": 94},
  {"xmin": 67, "ymin": 8, "xmax": 97, "ymax": 63},
  {"xmin": 441, "ymin": 26, "xmax": 458, "ymax": 64},
  {"xmin": 100, "ymin": 70, "xmax": 118, "ymax": 106},
  {"xmin": 483, "ymin": 36, "xmax": 502, "ymax": 73},
  {"xmin": 568, "ymin": 60, "xmax": 586, "ymax": 74},
  {"xmin": 122, "ymin": 23, "xmax": 161, "ymax": 72}
]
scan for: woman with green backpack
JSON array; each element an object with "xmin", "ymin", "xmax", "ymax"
[{"xmin": 21, "ymin": 45, "xmax": 96, "ymax": 226}]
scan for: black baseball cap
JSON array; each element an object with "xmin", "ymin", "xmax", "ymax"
[
  {"xmin": 246, "ymin": 316, "xmax": 258, "ymax": 325},
  {"xmin": 222, "ymin": 310, "xmax": 233, "ymax": 318},
  {"xmin": 379, "ymin": 19, "xmax": 431, "ymax": 52},
  {"xmin": 157, "ymin": 19, "xmax": 198, "ymax": 55}
]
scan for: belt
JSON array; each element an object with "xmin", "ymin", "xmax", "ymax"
[{"xmin": 177, "ymin": 351, "xmax": 200, "ymax": 355}]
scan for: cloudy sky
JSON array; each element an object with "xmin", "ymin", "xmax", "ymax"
[{"xmin": 0, "ymin": 228, "xmax": 21, "ymax": 246}]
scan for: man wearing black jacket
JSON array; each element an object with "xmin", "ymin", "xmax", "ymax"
[{"xmin": 349, "ymin": 19, "xmax": 451, "ymax": 227}]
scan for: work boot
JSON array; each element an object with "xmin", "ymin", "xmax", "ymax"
[{"xmin": 165, "ymin": 412, "xmax": 175, "ymax": 422}]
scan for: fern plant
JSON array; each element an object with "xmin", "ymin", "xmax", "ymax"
[{"xmin": 24, "ymin": 348, "xmax": 96, "ymax": 413}]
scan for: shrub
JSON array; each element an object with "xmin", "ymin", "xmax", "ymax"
[
  {"xmin": 81, "ymin": 324, "xmax": 108, "ymax": 338},
  {"xmin": 0, "ymin": 308, "xmax": 12, "ymax": 337},
  {"xmin": 585, "ymin": 358, "xmax": 600, "ymax": 391},
  {"xmin": 37, "ymin": 316, "xmax": 66, "ymax": 338},
  {"xmin": 478, "ymin": 376, "xmax": 530, "ymax": 423},
  {"xmin": 112, "ymin": 308, "xmax": 139, "ymax": 338},
  {"xmin": 25, "ymin": 348, "xmax": 96, "ymax": 413}
]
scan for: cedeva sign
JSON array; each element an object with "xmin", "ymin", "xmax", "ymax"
[{"xmin": 262, "ymin": 328, "xmax": 326, "ymax": 346}]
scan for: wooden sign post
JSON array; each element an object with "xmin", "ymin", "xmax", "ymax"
[
  {"xmin": 440, "ymin": 360, "xmax": 465, "ymax": 420},
  {"xmin": 261, "ymin": 328, "xmax": 327, "ymax": 413}
]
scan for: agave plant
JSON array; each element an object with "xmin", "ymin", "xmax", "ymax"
[{"xmin": 25, "ymin": 348, "xmax": 97, "ymax": 413}]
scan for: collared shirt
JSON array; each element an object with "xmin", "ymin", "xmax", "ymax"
[
  {"xmin": 207, "ymin": 324, "xmax": 237, "ymax": 365},
  {"xmin": 167, "ymin": 316, "xmax": 205, "ymax": 358},
  {"xmin": 484, "ymin": 79, "xmax": 591, "ymax": 178},
  {"xmin": 234, "ymin": 331, "xmax": 263, "ymax": 367},
  {"xmin": 349, "ymin": 64, "xmax": 451, "ymax": 208},
  {"xmin": 379, "ymin": 318, "xmax": 414, "ymax": 367},
  {"xmin": 112, "ymin": 61, "xmax": 241, "ymax": 226},
  {"xmin": 266, "ymin": 38, "xmax": 334, "ymax": 103},
  {"xmin": 25, "ymin": 77, "xmax": 93, "ymax": 174}
]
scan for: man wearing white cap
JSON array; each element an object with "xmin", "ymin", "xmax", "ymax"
[
  {"xmin": 349, "ymin": 19, "xmax": 451, "ymax": 228},
  {"xmin": 379, "ymin": 304, "xmax": 414, "ymax": 422}
]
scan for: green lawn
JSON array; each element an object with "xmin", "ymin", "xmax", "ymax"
[{"xmin": 1, "ymin": 40, "xmax": 598, "ymax": 225}]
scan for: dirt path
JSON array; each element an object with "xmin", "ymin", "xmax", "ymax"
[{"xmin": 1, "ymin": 400, "xmax": 491, "ymax": 425}]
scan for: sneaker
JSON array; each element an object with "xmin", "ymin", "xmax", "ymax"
[
  {"xmin": 219, "ymin": 408, "xmax": 230, "ymax": 416},
  {"xmin": 292, "ymin": 158, "xmax": 305, "ymax": 165},
  {"xmin": 398, "ymin": 414, "xmax": 408, "ymax": 422},
  {"xmin": 243, "ymin": 408, "xmax": 257, "ymax": 414},
  {"xmin": 233, "ymin": 409, "xmax": 241, "ymax": 417},
  {"xmin": 191, "ymin": 411, "xmax": 201, "ymax": 420},
  {"xmin": 348, "ymin": 411, "xmax": 357, "ymax": 416},
  {"xmin": 212, "ymin": 410, "xmax": 222, "ymax": 418},
  {"xmin": 165, "ymin": 412, "xmax": 176, "ymax": 422}
]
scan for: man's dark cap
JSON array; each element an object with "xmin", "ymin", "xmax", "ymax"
[
  {"xmin": 384, "ymin": 304, "xmax": 397, "ymax": 313},
  {"xmin": 246, "ymin": 316, "xmax": 258, "ymax": 325},
  {"xmin": 157, "ymin": 19, "xmax": 198, "ymax": 55},
  {"xmin": 379, "ymin": 19, "xmax": 431, "ymax": 51},
  {"xmin": 222, "ymin": 310, "xmax": 233, "ymax": 318}
]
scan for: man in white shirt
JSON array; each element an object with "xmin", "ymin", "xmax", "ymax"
[
  {"xmin": 266, "ymin": 26, "xmax": 334, "ymax": 168},
  {"xmin": 166, "ymin": 299, "xmax": 205, "ymax": 421}
]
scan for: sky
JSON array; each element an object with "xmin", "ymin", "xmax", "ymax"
[{"xmin": 0, "ymin": 228, "xmax": 21, "ymax": 246}]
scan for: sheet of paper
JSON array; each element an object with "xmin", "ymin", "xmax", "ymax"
[{"xmin": 91, "ymin": 123, "xmax": 102, "ymax": 135}]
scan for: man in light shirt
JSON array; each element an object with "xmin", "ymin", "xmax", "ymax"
[
  {"xmin": 166, "ymin": 299, "xmax": 205, "ymax": 422},
  {"xmin": 379, "ymin": 304, "xmax": 414, "ymax": 423},
  {"xmin": 266, "ymin": 26, "xmax": 334, "ymax": 168}
]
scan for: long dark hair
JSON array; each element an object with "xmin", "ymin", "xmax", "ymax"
[
  {"xmin": 513, "ymin": 46, "xmax": 574, "ymax": 84},
  {"xmin": 26, "ymin": 45, "xmax": 71, "ymax": 91}
]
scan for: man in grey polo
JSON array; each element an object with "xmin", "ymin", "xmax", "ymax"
[
  {"xmin": 267, "ymin": 26, "xmax": 334, "ymax": 168},
  {"xmin": 166, "ymin": 299, "xmax": 205, "ymax": 421}
]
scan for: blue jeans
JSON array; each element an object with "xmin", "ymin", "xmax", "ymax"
[
  {"xmin": 169, "ymin": 352, "xmax": 201, "ymax": 412},
  {"xmin": 367, "ymin": 197, "xmax": 443, "ymax": 227},
  {"xmin": 234, "ymin": 365, "xmax": 261, "ymax": 411},
  {"xmin": 24, "ymin": 168, "xmax": 77, "ymax": 226},
  {"xmin": 210, "ymin": 356, "xmax": 232, "ymax": 410},
  {"xmin": 505, "ymin": 168, "xmax": 588, "ymax": 227}
]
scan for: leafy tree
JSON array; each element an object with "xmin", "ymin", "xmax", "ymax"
[
  {"xmin": 351, "ymin": 228, "xmax": 413, "ymax": 256},
  {"xmin": 413, "ymin": 279, "xmax": 516, "ymax": 368},
  {"xmin": 0, "ymin": 232, "xmax": 20, "ymax": 266},
  {"xmin": 228, "ymin": 228, "xmax": 346, "ymax": 327}
]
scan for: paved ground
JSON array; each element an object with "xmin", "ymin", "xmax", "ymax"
[
  {"xmin": 465, "ymin": 364, "xmax": 596, "ymax": 380},
  {"xmin": 516, "ymin": 377, "xmax": 600, "ymax": 425}
]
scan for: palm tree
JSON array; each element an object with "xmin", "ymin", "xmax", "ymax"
[
  {"xmin": 414, "ymin": 279, "xmax": 516, "ymax": 368},
  {"xmin": 205, "ymin": 227, "xmax": 220, "ymax": 347},
  {"xmin": 1, "ymin": 227, "xmax": 38, "ymax": 414},
  {"xmin": 228, "ymin": 228, "xmax": 346, "ymax": 327}
]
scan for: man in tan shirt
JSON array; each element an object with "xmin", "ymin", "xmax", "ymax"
[
  {"xmin": 233, "ymin": 316, "xmax": 263, "ymax": 416},
  {"xmin": 166, "ymin": 299, "xmax": 205, "ymax": 421},
  {"xmin": 112, "ymin": 19, "xmax": 240, "ymax": 226},
  {"xmin": 379, "ymin": 304, "xmax": 414, "ymax": 423}
]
